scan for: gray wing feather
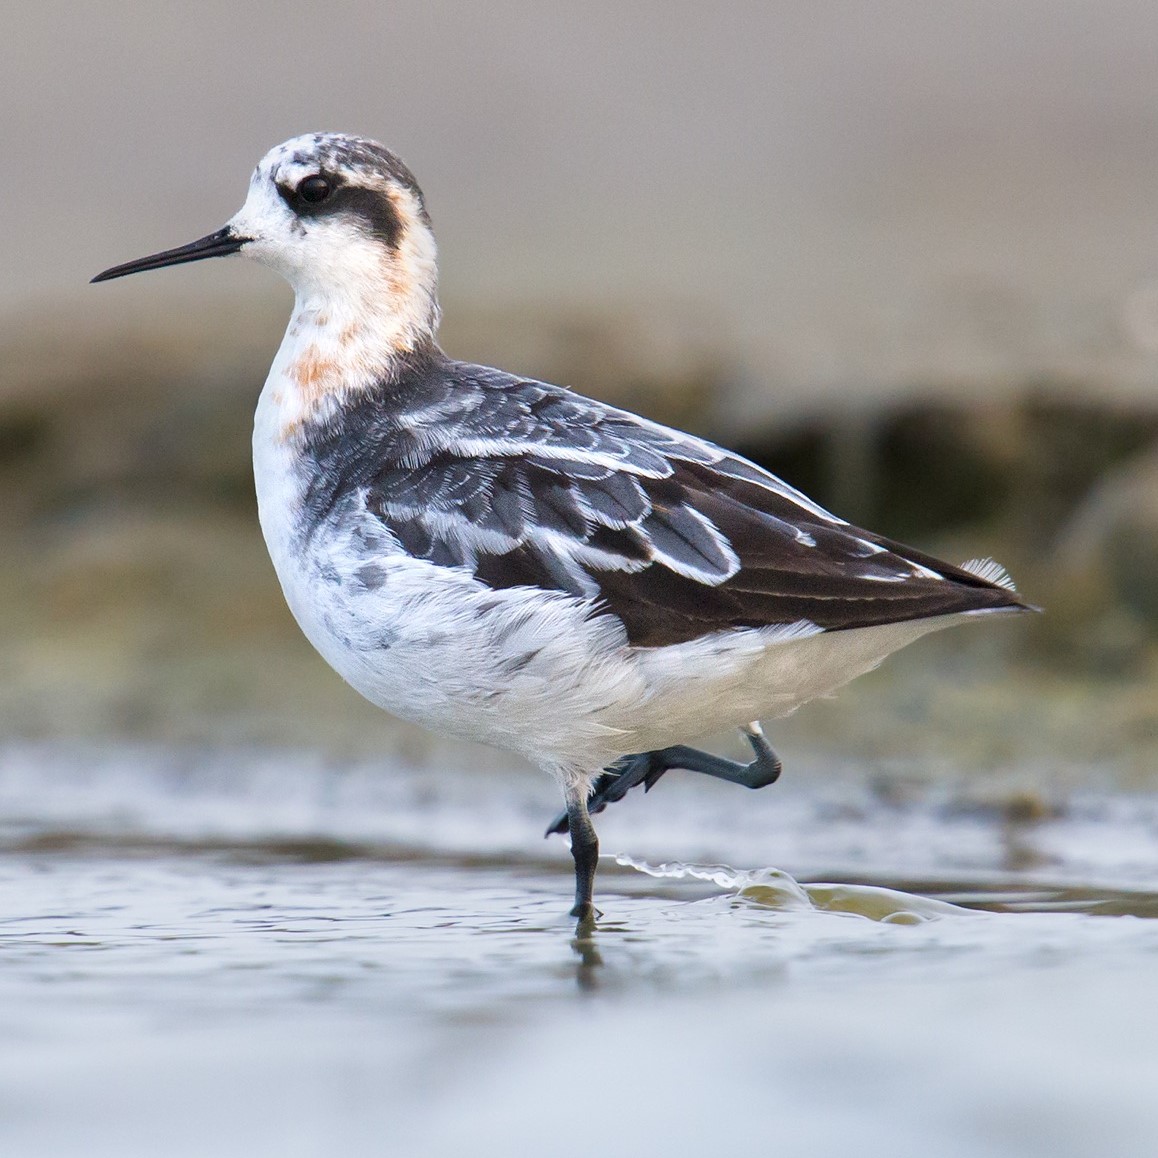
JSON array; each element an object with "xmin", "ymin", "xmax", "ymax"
[{"xmin": 302, "ymin": 354, "xmax": 1026, "ymax": 646}]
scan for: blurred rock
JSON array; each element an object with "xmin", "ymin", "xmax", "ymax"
[
  {"xmin": 737, "ymin": 393, "xmax": 1158, "ymax": 545},
  {"xmin": 0, "ymin": 300, "xmax": 286, "ymax": 531},
  {"xmin": 1056, "ymin": 445, "xmax": 1158, "ymax": 630}
]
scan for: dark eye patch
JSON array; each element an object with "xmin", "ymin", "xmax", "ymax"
[
  {"xmin": 275, "ymin": 173, "xmax": 404, "ymax": 249},
  {"xmin": 276, "ymin": 171, "xmax": 343, "ymax": 213}
]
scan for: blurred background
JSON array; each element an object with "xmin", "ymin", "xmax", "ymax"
[
  {"xmin": 2, "ymin": 1, "xmax": 1156, "ymax": 776},
  {"xmin": 2, "ymin": 5, "xmax": 1158, "ymax": 1156}
]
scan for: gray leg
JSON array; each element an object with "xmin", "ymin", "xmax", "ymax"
[
  {"xmin": 546, "ymin": 723, "xmax": 780, "ymax": 837},
  {"xmin": 564, "ymin": 783, "xmax": 601, "ymax": 923}
]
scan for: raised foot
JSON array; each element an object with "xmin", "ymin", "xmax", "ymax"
[{"xmin": 545, "ymin": 724, "xmax": 782, "ymax": 837}]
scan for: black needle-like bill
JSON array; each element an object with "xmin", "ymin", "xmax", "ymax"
[{"xmin": 91, "ymin": 226, "xmax": 250, "ymax": 283}]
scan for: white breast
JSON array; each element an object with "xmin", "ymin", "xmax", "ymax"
[{"xmin": 252, "ymin": 328, "xmax": 648, "ymax": 776}]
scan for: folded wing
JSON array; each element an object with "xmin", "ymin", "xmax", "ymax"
[{"xmin": 312, "ymin": 357, "xmax": 1028, "ymax": 648}]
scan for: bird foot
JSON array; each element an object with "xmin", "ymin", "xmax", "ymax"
[{"xmin": 545, "ymin": 725, "xmax": 782, "ymax": 837}]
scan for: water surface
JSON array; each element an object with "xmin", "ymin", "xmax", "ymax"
[{"xmin": 1, "ymin": 741, "xmax": 1156, "ymax": 1157}]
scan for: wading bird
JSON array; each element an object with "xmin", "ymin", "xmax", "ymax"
[{"xmin": 94, "ymin": 134, "xmax": 1031, "ymax": 921}]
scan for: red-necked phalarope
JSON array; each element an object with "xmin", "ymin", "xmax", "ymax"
[{"xmin": 93, "ymin": 133, "xmax": 1033, "ymax": 921}]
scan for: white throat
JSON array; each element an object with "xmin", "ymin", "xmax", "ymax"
[{"xmin": 260, "ymin": 220, "xmax": 440, "ymax": 440}]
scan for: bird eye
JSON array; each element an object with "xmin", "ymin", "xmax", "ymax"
[{"xmin": 297, "ymin": 175, "xmax": 332, "ymax": 204}]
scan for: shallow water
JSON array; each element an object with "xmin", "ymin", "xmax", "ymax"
[{"xmin": 1, "ymin": 742, "xmax": 1157, "ymax": 1157}]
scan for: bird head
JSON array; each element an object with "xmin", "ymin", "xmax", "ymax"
[{"xmin": 93, "ymin": 133, "xmax": 440, "ymax": 354}]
